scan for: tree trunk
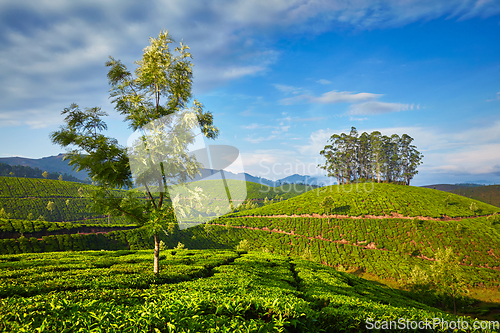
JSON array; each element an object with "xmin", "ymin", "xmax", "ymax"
[{"xmin": 154, "ymin": 233, "xmax": 160, "ymax": 275}]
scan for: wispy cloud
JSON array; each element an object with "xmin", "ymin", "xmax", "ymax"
[
  {"xmin": 280, "ymin": 90, "xmax": 382, "ymax": 105},
  {"xmin": 241, "ymin": 123, "xmax": 268, "ymax": 130},
  {"xmin": 273, "ymin": 84, "xmax": 304, "ymax": 95},
  {"xmin": 279, "ymin": 89, "xmax": 413, "ymax": 116},
  {"xmin": 0, "ymin": 0, "xmax": 497, "ymax": 128},
  {"xmin": 317, "ymin": 79, "xmax": 331, "ymax": 85},
  {"xmin": 244, "ymin": 135, "xmax": 277, "ymax": 144},
  {"xmin": 312, "ymin": 91, "xmax": 382, "ymax": 104},
  {"xmin": 486, "ymin": 92, "xmax": 500, "ymax": 102},
  {"xmin": 349, "ymin": 101, "xmax": 410, "ymax": 115}
]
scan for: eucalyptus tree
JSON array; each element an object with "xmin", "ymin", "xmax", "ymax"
[
  {"xmin": 51, "ymin": 30, "xmax": 218, "ymax": 275},
  {"xmin": 320, "ymin": 127, "xmax": 422, "ymax": 185},
  {"xmin": 369, "ymin": 131, "xmax": 384, "ymax": 183},
  {"xmin": 357, "ymin": 132, "xmax": 372, "ymax": 181}
]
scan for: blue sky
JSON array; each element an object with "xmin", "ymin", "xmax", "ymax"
[{"xmin": 0, "ymin": 1, "xmax": 499, "ymax": 186}]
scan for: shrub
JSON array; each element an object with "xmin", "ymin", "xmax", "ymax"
[{"xmin": 236, "ymin": 239, "xmax": 251, "ymax": 251}]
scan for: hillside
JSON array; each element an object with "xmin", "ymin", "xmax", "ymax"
[
  {"xmin": 0, "ymin": 177, "xmax": 312, "ymax": 224},
  {"xmin": 231, "ymin": 183, "xmax": 500, "ymax": 218},
  {"xmin": 0, "ymin": 249, "xmax": 478, "ymax": 332},
  {"xmin": 160, "ymin": 184, "xmax": 500, "ymax": 292},
  {"xmin": 449, "ymin": 185, "xmax": 500, "ymax": 208},
  {"xmin": 0, "ymin": 154, "xmax": 88, "ymax": 180},
  {"xmin": 0, "ymin": 177, "xmax": 130, "ymax": 224}
]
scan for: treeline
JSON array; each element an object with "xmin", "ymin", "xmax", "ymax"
[
  {"xmin": 320, "ymin": 127, "xmax": 423, "ymax": 185},
  {"xmin": 0, "ymin": 163, "xmax": 89, "ymax": 183}
]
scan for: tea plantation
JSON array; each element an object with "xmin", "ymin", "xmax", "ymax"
[
  {"xmin": 0, "ymin": 249, "xmax": 488, "ymax": 332},
  {"xmin": 2, "ymin": 179, "xmax": 500, "ymax": 331}
]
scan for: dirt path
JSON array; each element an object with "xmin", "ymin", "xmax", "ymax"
[{"xmin": 234, "ymin": 212, "xmax": 495, "ymax": 222}]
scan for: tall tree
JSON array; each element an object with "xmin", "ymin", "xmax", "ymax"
[
  {"xmin": 357, "ymin": 131, "xmax": 372, "ymax": 181},
  {"xmin": 369, "ymin": 131, "xmax": 384, "ymax": 183},
  {"xmin": 51, "ymin": 30, "xmax": 218, "ymax": 275}
]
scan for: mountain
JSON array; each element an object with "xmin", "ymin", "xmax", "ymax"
[
  {"xmin": 277, "ymin": 173, "xmax": 336, "ymax": 186},
  {"xmin": 0, "ymin": 154, "xmax": 88, "ymax": 181}
]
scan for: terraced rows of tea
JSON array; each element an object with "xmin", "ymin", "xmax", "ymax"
[
  {"xmin": 0, "ymin": 177, "xmax": 308, "ymax": 224},
  {"xmin": 0, "ymin": 249, "xmax": 478, "ymax": 332},
  {"xmin": 161, "ymin": 183, "xmax": 500, "ymax": 288},
  {"xmin": 0, "ymin": 177, "xmax": 130, "ymax": 223},
  {"xmin": 231, "ymin": 183, "xmax": 499, "ymax": 218}
]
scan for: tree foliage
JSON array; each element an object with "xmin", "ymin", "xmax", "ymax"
[
  {"xmin": 319, "ymin": 127, "xmax": 423, "ymax": 185},
  {"xmin": 50, "ymin": 30, "xmax": 218, "ymax": 274}
]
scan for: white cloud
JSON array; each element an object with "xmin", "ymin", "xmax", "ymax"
[
  {"xmin": 296, "ymin": 128, "xmax": 336, "ymax": 156},
  {"xmin": 221, "ymin": 65, "xmax": 266, "ymax": 80},
  {"xmin": 317, "ymin": 79, "xmax": 331, "ymax": 84},
  {"xmin": 273, "ymin": 84, "xmax": 302, "ymax": 94},
  {"xmin": 244, "ymin": 135, "xmax": 277, "ymax": 144},
  {"xmin": 281, "ymin": 90, "xmax": 382, "ymax": 105},
  {"xmin": 240, "ymin": 149, "xmax": 323, "ymax": 180},
  {"xmin": 349, "ymin": 101, "xmax": 411, "ymax": 115},
  {"xmin": 241, "ymin": 123, "xmax": 265, "ymax": 129},
  {"xmin": 313, "ymin": 91, "xmax": 382, "ymax": 104}
]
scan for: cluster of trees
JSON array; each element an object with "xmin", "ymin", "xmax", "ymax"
[
  {"xmin": 319, "ymin": 127, "xmax": 423, "ymax": 185},
  {"xmin": 0, "ymin": 163, "xmax": 88, "ymax": 183}
]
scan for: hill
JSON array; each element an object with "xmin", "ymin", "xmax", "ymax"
[
  {"xmin": 232, "ymin": 183, "xmax": 500, "ymax": 218},
  {"xmin": 0, "ymin": 154, "xmax": 88, "ymax": 181},
  {"xmin": 0, "ymin": 176, "xmax": 130, "ymax": 224},
  {"xmin": 0, "ymin": 249, "xmax": 479, "ymax": 332},
  {"xmin": 449, "ymin": 185, "xmax": 500, "ymax": 208},
  {"xmin": 162, "ymin": 183, "xmax": 500, "ymax": 291},
  {"xmin": 0, "ymin": 177, "xmax": 313, "ymax": 224}
]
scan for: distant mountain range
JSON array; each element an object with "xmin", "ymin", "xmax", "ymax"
[
  {"xmin": 0, "ymin": 154, "xmax": 89, "ymax": 181},
  {"xmin": 192, "ymin": 170, "xmax": 336, "ymax": 187},
  {"xmin": 0, "ymin": 154, "xmax": 335, "ymax": 187}
]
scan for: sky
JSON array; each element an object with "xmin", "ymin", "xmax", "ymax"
[{"xmin": 0, "ymin": 0, "xmax": 499, "ymax": 186}]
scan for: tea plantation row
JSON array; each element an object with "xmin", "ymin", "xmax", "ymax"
[{"xmin": 0, "ymin": 250, "xmax": 486, "ymax": 332}]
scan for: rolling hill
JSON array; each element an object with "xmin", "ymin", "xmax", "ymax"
[
  {"xmin": 0, "ymin": 176, "xmax": 129, "ymax": 224},
  {"xmin": 162, "ymin": 183, "xmax": 500, "ymax": 290},
  {"xmin": 231, "ymin": 182, "xmax": 500, "ymax": 218},
  {"xmin": 0, "ymin": 154, "xmax": 88, "ymax": 181},
  {"xmin": 450, "ymin": 185, "xmax": 500, "ymax": 208}
]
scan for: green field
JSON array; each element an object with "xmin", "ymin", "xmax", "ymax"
[{"xmin": 1, "ymin": 249, "xmax": 486, "ymax": 332}]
